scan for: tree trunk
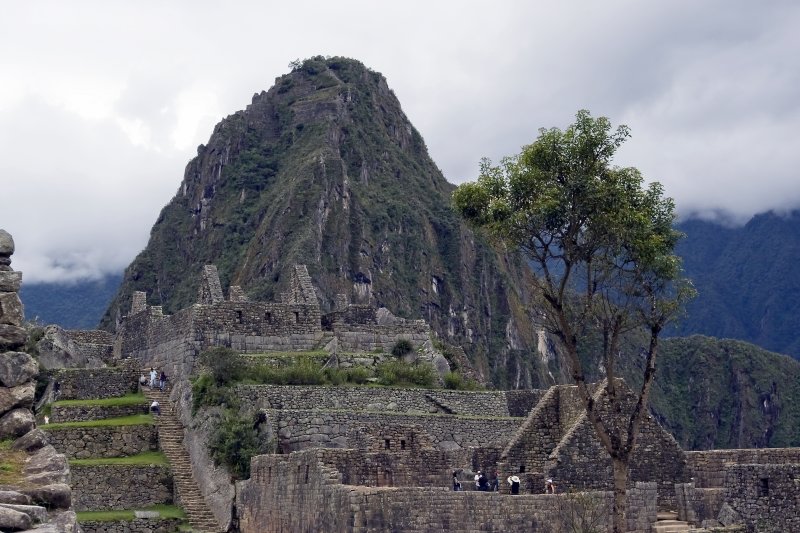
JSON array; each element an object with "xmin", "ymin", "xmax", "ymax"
[{"xmin": 611, "ymin": 457, "xmax": 628, "ymax": 533}]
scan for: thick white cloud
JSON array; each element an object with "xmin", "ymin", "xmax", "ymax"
[{"xmin": 1, "ymin": 0, "xmax": 798, "ymax": 282}]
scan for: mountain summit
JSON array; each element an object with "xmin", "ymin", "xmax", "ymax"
[{"xmin": 101, "ymin": 56, "xmax": 556, "ymax": 387}]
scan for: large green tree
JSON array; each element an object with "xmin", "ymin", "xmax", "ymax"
[{"xmin": 453, "ymin": 110, "xmax": 693, "ymax": 532}]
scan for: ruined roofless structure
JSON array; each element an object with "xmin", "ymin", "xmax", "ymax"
[
  {"xmin": 113, "ymin": 264, "xmax": 432, "ymax": 382},
  {"xmin": 41, "ymin": 260, "xmax": 800, "ymax": 531}
]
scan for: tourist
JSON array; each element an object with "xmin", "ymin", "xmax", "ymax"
[
  {"xmin": 149, "ymin": 367, "xmax": 157, "ymax": 388},
  {"xmin": 490, "ymin": 472, "xmax": 500, "ymax": 492},
  {"xmin": 545, "ymin": 478, "xmax": 556, "ymax": 494},
  {"xmin": 139, "ymin": 374, "xmax": 147, "ymax": 387},
  {"xmin": 507, "ymin": 475, "xmax": 520, "ymax": 495},
  {"xmin": 474, "ymin": 471, "xmax": 481, "ymax": 490},
  {"xmin": 452, "ymin": 471, "xmax": 462, "ymax": 491},
  {"xmin": 53, "ymin": 381, "xmax": 61, "ymax": 400},
  {"xmin": 159, "ymin": 370, "xmax": 167, "ymax": 391},
  {"xmin": 478, "ymin": 471, "xmax": 489, "ymax": 491},
  {"xmin": 150, "ymin": 400, "xmax": 160, "ymax": 416},
  {"xmin": 43, "ymin": 415, "xmax": 49, "ymax": 424}
]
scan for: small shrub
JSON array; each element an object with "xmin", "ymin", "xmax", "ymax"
[
  {"xmin": 377, "ymin": 360, "xmax": 435, "ymax": 387},
  {"xmin": 209, "ymin": 412, "xmax": 260, "ymax": 479},
  {"xmin": 346, "ymin": 366, "xmax": 371, "ymax": 385},
  {"xmin": 391, "ymin": 339, "xmax": 413, "ymax": 358},
  {"xmin": 192, "ymin": 373, "xmax": 237, "ymax": 413},
  {"xmin": 199, "ymin": 347, "xmax": 245, "ymax": 386},
  {"xmin": 443, "ymin": 372, "xmax": 482, "ymax": 390}
]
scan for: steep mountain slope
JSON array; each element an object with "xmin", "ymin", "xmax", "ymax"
[
  {"xmin": 612, "ymin": 335, "xmax": 800, "ymax": 449},
  {"xmin": 101, "ymin": 57, "xmax": 560, "ymax": 388},
  {"xmin": 667, "ymin": 211, "xmax": 800, "ymax": 359}
]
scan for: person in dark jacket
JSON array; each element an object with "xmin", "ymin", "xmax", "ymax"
[{"xmin": 507, "ymin": 475, "xmax": 521, "ymax": 494}]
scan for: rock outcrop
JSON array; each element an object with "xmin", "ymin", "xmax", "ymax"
[{"xmin": 0, "ymin": 229, "xmax": 79, "ymax": 532}]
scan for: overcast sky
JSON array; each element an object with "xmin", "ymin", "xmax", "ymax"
[{"xmin": 2, "ymin": 1, "xmax": 799, "ymax": 284}]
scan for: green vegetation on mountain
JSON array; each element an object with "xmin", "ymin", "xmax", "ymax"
[
  {"xmin": 19, "ymin": 272, "xmax": 121, "ymax": 329},
  {"xmin": 667, "ymin": 211, "xmax": 800, "ymax": 360},
  {"xmin": 101, "ymin": 56, "xmax": 558, "ymax": 389}
]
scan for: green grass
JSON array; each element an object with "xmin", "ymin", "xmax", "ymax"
[
  {"xmin": 77, "ymin": 504, "xmax": 186, "ymax": 522},
  {"xmin": 70, "ymin": 451, "xmax": 167, "ymax": 466},
  {"xmin": 243, "ymin": 350, "xmax": 328, "ymax": 358},
  {"xmin": 46, "ymin": 414, "xmax": 153, "ymax": 429},
  {"xmin": 54, "ymin": 392, "xmax": 146, "ymax": 407}
]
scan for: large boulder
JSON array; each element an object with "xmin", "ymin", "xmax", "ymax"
[
  {"xmin": 12, "ymin": 428, "xmax": 49, "ymax": 453},
  {"xmin": 0, "ymin": 230, "xmax": 13, "ymax": 270},
  {"xmin": 0, "ymin": 491, "xmax": 30, "ymax": 505},
  {"xmin": 0, "ymin": 352, "xmax": 38, "ymax": 387},
  {"xmin": 22, "ymin": 445, "xmax": 69, "ymax": 485},
  {"xmin": 0, "ymin": 292, "xmax": 24, "ymax": 326},
  {"xmin": 0, "ymin": 408, "xmax": 35, "ymax": 439},
  {"xmin": 20, "ymin": 483, "xmax": 71, "ymax": 510},
  {"xmin": 0, "ymin": 271, "xmax": 21, "ymax": 293},
  {"xmin": 0, "ymin": 505, "xmax": 32, "ymax": 531},
  {"xmin": 0, "ymin": 325, "xmax": 26, "ymax": 351},
  {"xmin": 0, "ymin": 382, "xmax": 35, "ymax": 414},
  {"xmin": 35, "ymin": 325, "xmax": 106, "ymax": 369}
]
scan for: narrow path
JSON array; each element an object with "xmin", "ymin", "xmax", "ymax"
[{"xmin": 145, "ymin": 387, "xmax": 223, "ymax": 533}]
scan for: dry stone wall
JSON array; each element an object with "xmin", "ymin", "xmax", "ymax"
[
  {"xmin": 686, "ymin": 448, "xmax": 800, "ymax": 488},
  {"xmin": 270, "ymin": 409, "xmax": 520, "ymax": 452},
  {"xmin": 236, "ymin": 449, "xmax": 657, "ymax": 533},
  {"xmin": 50, "ymin": 403, "xmax": 147, "ymax": 423},
  {"xmin": 80, "ymin": 518, "xmax": 183, "ymax": 533},
  {"xmin": 238, "ymin": 385, "xmax": 513, "ymax": 416},
  {"xmin": 70, "ymin": 464, "xmax": 173, "ymax": 511},
  {"xmin": 49, "ymin": 365, "xmax": 138, "ymax": 400},
  {"xmin": 46, "ymin": 424, "xmax": 158, "ymax": 459},
  {"xmin": 724, "ymin": 463, "xmax": 800, "ymax": 532}
]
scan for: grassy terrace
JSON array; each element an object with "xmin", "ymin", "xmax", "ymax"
[
  {"xmin": 70, "ymin": 451, "xmax": 168, "ymax": 466},
  {"xmin": 46, "ymin": 414, "xmax": 154, "ymax": 429},
  {"xmin": 77, "ymin": 504, "xmax": 186, "ymax": 522},
  {"xmin": 52, "ymin": 392, "xmax": 146, "ymax": 408}
]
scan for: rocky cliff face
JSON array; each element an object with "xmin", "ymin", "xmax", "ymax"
[{"xmin": 101, "ymin": 57, "xmax": 563, "ymax": 388}]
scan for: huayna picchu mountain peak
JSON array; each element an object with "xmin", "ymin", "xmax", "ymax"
[{"xmin": 101, "ymin": 56, "xmax": 560, "ymax": 388}]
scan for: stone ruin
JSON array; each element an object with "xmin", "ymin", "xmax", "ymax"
[
  {"xmin": 111, "ymin": 263, "xmax": 440, "ymax": 383},
  {"xmin": 6, "ymin": 231, "xmax": 799, "ymax": 531},
  {"xmin": 0, "ymin": 229, "xmax": 78, "ymax": 532}
]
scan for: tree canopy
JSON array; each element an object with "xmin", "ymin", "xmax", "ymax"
[{"xmin": 453, "ymin": 110, "xmax": 693, "ymax": 532}]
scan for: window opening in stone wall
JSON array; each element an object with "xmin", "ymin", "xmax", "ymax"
[
  {"xmin": 266, "ymin": 311, "xmax": 272, "ymax": 323},
  {"xmin": 759, "ymin": 477, "xmax": 769, "ymax": 497},
  {"xmin": 236, "ymin": 310, "xmax": 243, "ymax": 323},
  {"xmin": 400, "ymin": 439, "xmax": 406, "ymax": 450},
  {"xmin": 268, "ymin": 467, "xmax": 271, "ymax": 483},
  {"xmin": 293, "ymin": 311, "xmax": 299, "ymax": 323},
  {"xmin": 384, "ymin": 439, "xmax": 391, "ymax": 450},
  {"xmin": 304, "ymin": 465, "xmax": 309, "ymax": 484},
  {"xmin": 519, "ymin": 465, "xmax": 526, "ymax": 473}
]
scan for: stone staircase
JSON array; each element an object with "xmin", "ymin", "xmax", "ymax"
[
  {"xmin": 144, "ymin": 387, "xmax": 223, "ymax": 533},
  {"xmin": 652, "ymin": 511, "xmax": 691, "ymax": 532}
]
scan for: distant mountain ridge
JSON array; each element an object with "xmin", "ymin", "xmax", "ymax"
[
  {"xmin": 19, "ymin": 272, "xmax": 121, "ymax": 329},
  {"xmin": 668, "ymin": 210, "xmax": 800, "ymax": 359}
]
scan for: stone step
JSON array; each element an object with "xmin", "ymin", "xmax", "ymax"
[
  {"xmin": 657, "ymin": 511, "xmax": 679, "ymax": 521},
  {"xmin": 652, "ymin": 519, "xmax": 690, "ymax": 533}
]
